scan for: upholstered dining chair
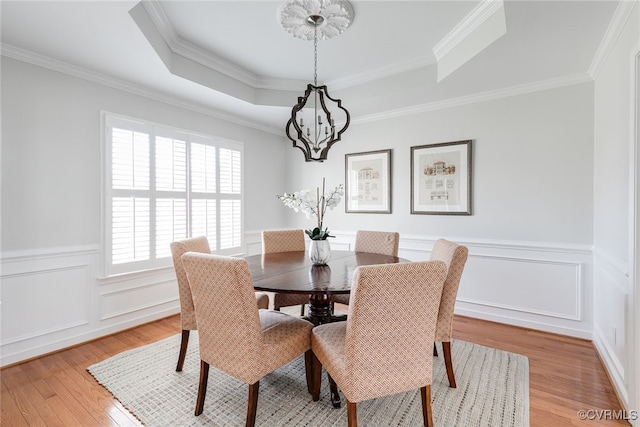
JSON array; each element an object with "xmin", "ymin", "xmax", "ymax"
[
  {"xmin": 262, "ymin": 229, "xmax": 309, "ymax": 315},
  {"xmin": 181, "ymin": 252, "xmax": 314, "ymax": 425},
  {"xmin": 310, "ymin": 261, "xmax": 448, "ymax": 427},
  {"xmin": 429, "ymin": 238, "xmax": 469, "ymax": 388},
  {"xmin": 170, "ymin": 236, "xmax": 269, "ymax": 372},
  {"xmin": 331, "ymin": 230, "xmax": 400, "ymax": 308}
]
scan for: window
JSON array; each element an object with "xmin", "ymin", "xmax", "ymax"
[{"xmin": 103, "ymin": 113, "xmax": 243, "ymax": 276}]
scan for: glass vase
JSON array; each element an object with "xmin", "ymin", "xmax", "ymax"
[{"xmin": 308, "ymin": 239, "xmax": 331, "ymax": 265}]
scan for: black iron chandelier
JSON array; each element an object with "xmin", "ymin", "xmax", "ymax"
[{"xmin": 279, "ymin": 0, "xmax": 353, "ymax": 162}]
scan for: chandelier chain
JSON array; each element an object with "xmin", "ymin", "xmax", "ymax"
[{"xmin": 314, "ymin": 25, "xmax": 318, "ymax": 86}]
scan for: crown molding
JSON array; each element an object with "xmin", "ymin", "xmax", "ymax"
[
  {"xmin": 141, "ymin": 0, "xmax": 305, "ymax": 92},
  {"xmin": 328, "ymin": 54, "xmax": 434, "ymax": 90},
  {"xmin": 354, "ymin": 73, "xmax": 593, "ymax": 125},
  {"xmin": 433, "ymin": 0, "xmax": 505, "ymax": 62},
  {"xmin": 588, "ymin": 0, "xmax": 638, "ymax": 80},
  {"xmin": 0, "ymin": 43, "xmax": 282, "ymax": 136}
]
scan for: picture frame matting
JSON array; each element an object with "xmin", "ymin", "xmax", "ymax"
[
  {"xmin": 345, "ymin": 149, "xmax": 392, "ymax": 214},
  {"xmin": 410, "ymin": 140, "xmax": 472, "ymax": 215}
]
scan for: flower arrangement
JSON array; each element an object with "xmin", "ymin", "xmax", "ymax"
[{"xmin": 277, "ymin": 178, "xmax": 344, "ymax": 240}]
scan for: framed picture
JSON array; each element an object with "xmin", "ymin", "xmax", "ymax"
[
  {"xmin": 345, "ymin": 149, "xmax": 392, "ymax": 213},
  {"xmin": 410, "ymin": 140, "xmax": 472, "ymax": 215}
]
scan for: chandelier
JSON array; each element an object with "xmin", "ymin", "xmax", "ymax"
[{"xmin": 278, "ymin": 0, "xmax": 354, "ymax": 162}]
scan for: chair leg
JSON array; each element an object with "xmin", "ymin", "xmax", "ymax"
[
  {"xmin": 421, "ymin": 385, "xmax": 433, "ymax": 427},
  {"xmin": 176, "ymin": 329, "xmax": 190, "ymax": 372},
  {"xmin": 304, "ymin": 350, "xmax": 313, "ymax": 394},
  {"xmin": 346, "ymin": 400, "xmax": 358, "ymax": 427},
  {"xmin": 443, "ymin": 341, "xmax": 456, "ymax": 388},
  {"xmin": 310, "ymin": 351, "xmax": 322, "ymax": 401},
  {"xmin": 328, "ymin": 372, "xmax": 341, "ymax": 408},
  {"xmin": 433, "ymin": 342, "xmax": 438, "ymax": 357},
  {"xmin": 300, "ymin": 304, "xmax": 306, "ymax": 316},
  {"xmin": 194, "ymin": 360, "xmax": 210, "ymax": 416},
  {"xmin": 246, "ymin": 382, "xmax": 259, "ymax": 427}
]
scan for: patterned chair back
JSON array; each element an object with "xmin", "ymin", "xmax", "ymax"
[
  {"xmin": 181, "ymin": 252, "xmax": 265, "ymax": 383},
  {"xmin": 353, "ymin": 230, "xmax": 399, "ymax": 256},
  {"xmin": 429, "ymin": 239, "xmax": 469, "ymax": 342},
  {"xmin": 262, "ymin": 229, "xmax": 306, "ymax": 254},
  {"xmin": 343, "ymin": 260, "xmax": 447, "ymax": 402},
  {"xmin": 170, "ymin": 236, "xmax": 211, "ymax": 331}
]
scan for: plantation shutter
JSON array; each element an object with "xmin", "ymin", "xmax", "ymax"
[
  {"xmin": 219, "ymin": 148, "xmax": 242, "ymax": 249},
  {"xmin": 111, "ymin": 127, "xmax": 151, "ymax": 265},
  {"xmin": 155, "ymin": 137, "xmax": 187, "ymax": 259},
  {"xmin": 104, "ymin": 114, "xmax": 244, "ymax": 276}
]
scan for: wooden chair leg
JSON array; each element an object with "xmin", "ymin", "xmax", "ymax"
[
  {"xmin": 443, "ymin": 341, "xmax": 456, "ymax": 388},
  {"xmin": 328, "ymin": 372, "xmax": 341, "ymax": 408},
  {"xmin": 310, "ymin": 351, "xmax": 322, "ymax": 401},
  {"xmin": 433, "ymin": 342, "xmax": 438, "ymax": 357},
  {"xmin": 304, "ymin": 350, "xmax": 313, "ymax": 394},
  {"xmin": 176, "ymin": 329, "xmax": 190, "ymax": 372},
  {"xmin": 346, "ymin": 400, "xmax": 358, "ymax": 427},
  {"xmin": 195, "ymin": 360, "xmax": 209, "ymax": 416},
  {"xmin": 300, "ymin": 304, "xmax": 306, "ymax": 316},
  {"xmin": 246, "ymin": 382, "xmax": 259, "ymax": 427},
  {"xmin": 421, "ymin": 385, "xmax": 433, "ymax": 427}
]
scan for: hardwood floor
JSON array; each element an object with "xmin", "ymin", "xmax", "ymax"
[{"xmin": 1, "ymin": 314, "xmax": 630, "ymax": 426}]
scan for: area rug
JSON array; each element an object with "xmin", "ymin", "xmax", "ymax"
[{"xmin": 88, "ymin": 333, "xmax": 529, "ymax": 426}]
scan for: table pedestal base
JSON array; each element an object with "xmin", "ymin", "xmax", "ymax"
[
  {"xmin": 305, "ymin": 294, "xmax": 347, "ymax": 326},
  {"xmin": 305, "ymin": 293, "xmax": 347, "ymax": 408}
]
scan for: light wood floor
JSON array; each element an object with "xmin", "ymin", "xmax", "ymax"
[{"xmin": 1, "ymin": 313, "xmax": 630, "ymax": 426}]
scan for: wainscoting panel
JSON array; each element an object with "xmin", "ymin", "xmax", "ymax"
[
  {"xmin": 592, "ymin": 249, "xmax": 630, "ymax": 407},
  {"xmin": 1, "ymin": 264, "xmax": 91, "ymax": 345},
  {"xmin": 100, "ymin": 277, "xmax": 178, "ymax": 320},
  {"xmin": 0, "ymin": 246, "xmax": 180, "ymax": 367},
  {"xmin": 457, "ymin": 255, "xmax": 581, "ymax": 320}
]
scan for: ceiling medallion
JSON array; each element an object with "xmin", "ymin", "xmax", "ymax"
[
  {"xmin": 278, "ymin": 0, "xmax": 354, "ymax": 41},
  {"xmin": 279, "ymin": 0, "xmax": 354, "ymax": 162}
]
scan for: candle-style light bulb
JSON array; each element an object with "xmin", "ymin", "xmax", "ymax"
[{"xmin": 317, "ymin": 115, "xmax": 322, "ymax": 125}]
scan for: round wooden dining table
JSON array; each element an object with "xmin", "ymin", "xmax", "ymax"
[{"xmin": 244, "ymin": 250, "xmax": 407, "ymax": 326}]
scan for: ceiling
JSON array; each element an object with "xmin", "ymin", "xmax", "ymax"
[{"xmin": 0, "ymin": 1, "xmax": 620, "ymax": 136}]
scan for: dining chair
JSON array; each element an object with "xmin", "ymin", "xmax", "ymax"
[
  {"xmin": 262, "ymin": 229, "xmax": 309, "ymax": 315},
  {"xmin": 331, "ymin": 230, "xmax": 400, "ymax": 308},
  {"xmin": 170, "ymin": 236, "xmax": 269, "ymax": 372},
  {"xmin": 429, "ymin": 238, "xmax": 469, "ymax": 388},
  {"xmin": 310, "ymin": 260, "xmax": 448, "ymax": 427},
  {"xmin": 181, "ymin": 252, "xmax": 314, "ymax": 426}
]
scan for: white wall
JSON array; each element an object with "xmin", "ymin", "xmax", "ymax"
[
  {"xmin": 593, "ymin": 1, "xmax": 639, "ymax": 413},
  {"xmin": 283, "ymin": 82, "xmax": 596, "ymax": 339},
  {"xmin": 0, "ymin": 57, "xmax": 287, "ymax": 365}
]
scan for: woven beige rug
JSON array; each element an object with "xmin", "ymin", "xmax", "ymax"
[{"xmin": 88, "ymin": 333, "xmax": 529, "ymax": 426}]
